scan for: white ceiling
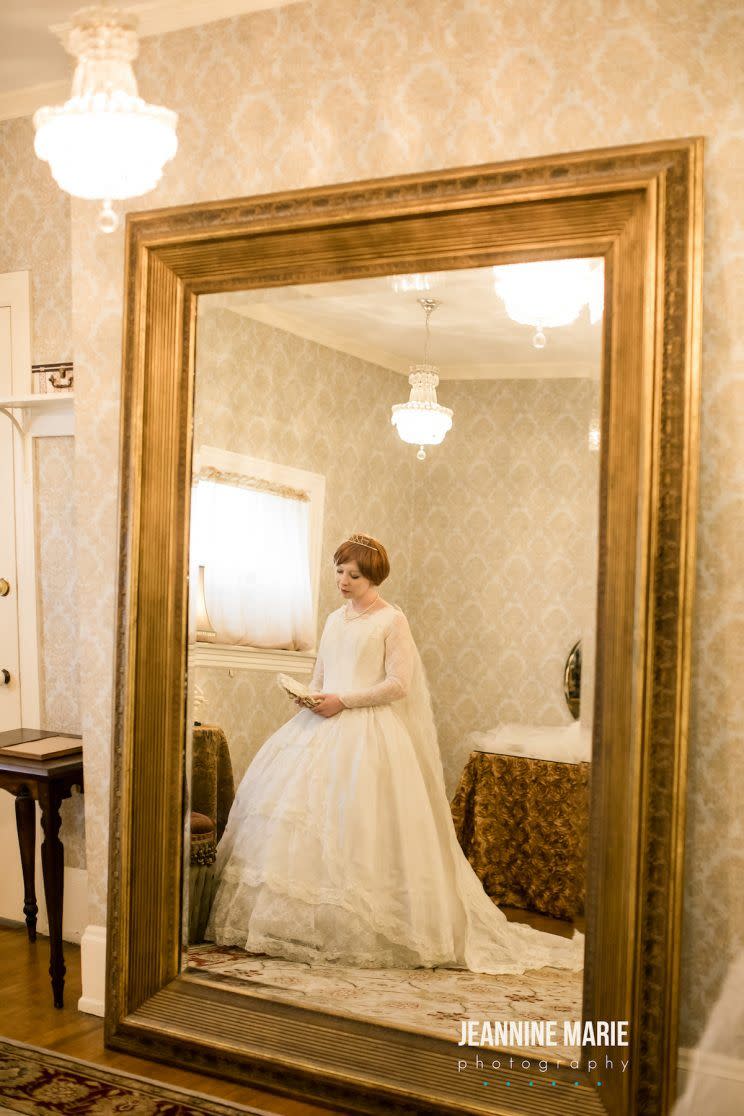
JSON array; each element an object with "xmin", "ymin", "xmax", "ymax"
[
  {"xmin": 202, "ymin": 263, "xmax": 604, "ymax": 381},
  {"xmin": 0, "ymin": 1, "xmax": 298, "ymax": 117},
  {"xmin": 0, "ymin": 3, "xmax": 75, "ymax": 95}
]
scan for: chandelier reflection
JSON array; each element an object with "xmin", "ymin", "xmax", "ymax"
[
  {"xmin": 390, "ymin": 273, "xmax": 432, "ymax": 294},
  {"xmin": 33, "ymin": 6, "xmax": 178, "ymax": 233},
  {"xmin": 391, "ymin": 298, "xmax": 453, "ymax": 461},
  {"xmin": 493, "ymin": 259, "xmax": 604, "ymax": 348}
]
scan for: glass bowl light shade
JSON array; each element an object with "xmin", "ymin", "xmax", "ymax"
[
  {"xmin": 392, "ymin": 405, "xmax": 453, "ymax": 446},
  {"xmin": 33, "ymin": 8, "xmax": 178, "ymax": 227},
  {"xmin": 493, "ymin": 259, "xmax": 601, "ymax": 329},
  {"xmin": 391, "ymin": 366, "xmax": 453, "ymax": 447},
  {"xmin": 34, "ymin": 95, "xmax": 178, "ymax": 201}
]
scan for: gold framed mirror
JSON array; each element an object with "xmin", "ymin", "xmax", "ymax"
[{"xmin": 106, "ymin": 138, "xmax": 702, "ymax": 1116}]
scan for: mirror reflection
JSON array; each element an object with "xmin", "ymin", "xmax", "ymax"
[{"xmin": 184, "ymin": 261, "xmax": 602, "ymax": 1054}]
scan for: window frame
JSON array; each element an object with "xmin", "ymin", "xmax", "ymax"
[{"xmin": 189, "ymin": 443, "xmax": 326, "ymax": 672}]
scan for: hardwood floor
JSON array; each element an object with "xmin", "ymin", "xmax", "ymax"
[{"xmin": 0, "ymin": 925, "xmax": 335, "ymax": 1115}]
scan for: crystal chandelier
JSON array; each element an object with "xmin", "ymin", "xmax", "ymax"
[
  {"xmin": 493, "ymin": 259, "xmax": 604, "ymax": 348},
  {"xmin": 390, "ymin": 273, "xmax": 432, "ymax": 294},
  {"xmin": 33, "ymin": 7, "xmax": 178, "ymax": 233},
  {"xmin": 391, "ymin": 298, "xmax": 453, "ymax": 461}
]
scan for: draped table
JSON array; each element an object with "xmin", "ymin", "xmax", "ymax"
[
  {"xmin": 191, "ymin": 723, "xmax": 234, "ymax": 842},
  {"xmin": 188, "ymin": 724, "xmax": 235, "ymax": 942},
  {"xmin": 450, "ymin": 749, "xmax": 590, "ymax": 921}
]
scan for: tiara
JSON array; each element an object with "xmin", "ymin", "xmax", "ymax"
[{"xmin": 348, "ymin": 533, "xmax": 378, "ymax": 552}]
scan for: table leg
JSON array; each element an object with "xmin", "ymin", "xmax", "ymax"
[
  {"xmin": 14, "ymin": 789, "xmax": 38, "ymax": 942},
  {"xmin": 38, "ymin": 784, "xmax": 66, "ymax": 1009}
]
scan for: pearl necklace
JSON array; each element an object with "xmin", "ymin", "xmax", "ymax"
[{"xmin": 344, "ymin": 594, "xmax": 379, "ymax": 621}]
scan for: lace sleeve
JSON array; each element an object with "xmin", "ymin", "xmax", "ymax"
[
  {"xmin": 308, "ymin": 617, "xmax": 329, "ymax": 692},
  {"xmin": 309, "ymin": 652, "xmax": 324, "ymax": 692},
  {"xmin": 339, "ymin": 611, "xmax": 415, "ymax": 708}
]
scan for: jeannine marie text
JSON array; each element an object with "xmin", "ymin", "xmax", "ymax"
[{"xmin": 458, "ymin": 1020, "xmax": 630, "ymax": 1047}]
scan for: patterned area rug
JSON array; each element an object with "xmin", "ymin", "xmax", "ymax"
[
  {"xmin": 187, "ymin": 945, "xmax": 582, "ymax": 1059},
  {"xmin": 0, "ymin": 1037, "xmax": 263, "ymax": 1115}
]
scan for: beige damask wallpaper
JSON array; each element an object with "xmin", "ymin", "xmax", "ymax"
[
  {"xmin": 0, "ymin": 0, "xmax": 737, "ymax": 1049},
  {"xmin": 191, "ymin": 307, "xmax": 598, "ymax": 792},
  {"xmin": 0, "ymin": 117, "xmax": 71, "ymax": 364},
  {"xmin": 194, "ymin": 306, "xmax": 415, "ymax": 623},
  {"xmin": 34, "ymin": 437, "xmax": 84, "ymax": 868},
  {"xmin": 192, "ymin": 304, "xmax": 415, "ymax": 781},
  {"xmin": 35, "ymin": 437, "xmax": 81, "ymax": 736},
  {"xmin": 411, "ymin": 378, "xmax": 600, "ymax": 795}
]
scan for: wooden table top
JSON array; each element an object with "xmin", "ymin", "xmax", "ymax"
[{"xmin": 0, "ymin": 728, "xmax": 83, "ymax": 778}]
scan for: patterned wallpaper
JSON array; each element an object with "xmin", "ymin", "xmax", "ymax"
[
  {"xmin": 192, "ymin": 308, "xmax": 599, "ymax": 794},
  {"xmin": 192, "ymin": 305, "xmax": 415, "ymax": 781},
  {"xmin": 34, "ymin": 437, "xmax": 84, "ymax": 868},
  {"xmin": 0, "ymin": 117, "xmax": 71, "ymax": 364},
  {"xmin": 194, "ymin": 306, "xmax": 415, "ymax": 623},
  {"xmin": 45, "ymin": 0, "xmax": 742, "ymax": 1048},
  {"xmin": 410, "ymin": 379, "xmax": 600, "ymax": 795}
]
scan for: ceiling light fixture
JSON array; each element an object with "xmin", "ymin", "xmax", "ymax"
[
  {"xmin": 391, "ymin": 298, "xmax": 453, "ymax": 461},
  {"xmin": 493, "ymin": 259, "xmax": 604, "ymax": 348},
  {"xmin": 390, "ymin": 274, "xmax": 432, "ymax": 294},
  {"xmin": 33, "ymin": 6, "xmax": 178, "ymax": 233}
]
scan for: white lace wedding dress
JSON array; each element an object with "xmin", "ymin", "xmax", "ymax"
[{"xmin": 206, "ymin": 603, "xmax": 584, "ymax": 974}]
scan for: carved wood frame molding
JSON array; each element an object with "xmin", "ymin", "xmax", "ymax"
[{"xmin": 107, "ymin": 138, "xmax": 703, "ymax": 1116}]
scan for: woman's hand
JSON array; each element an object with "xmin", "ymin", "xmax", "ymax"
[{"xmin": 311, "ymin": 694, "xmax": 345, "ymax": 718}]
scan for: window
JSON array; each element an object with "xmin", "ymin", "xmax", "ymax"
[{"xmin": 189, "ymin": 447, "xmax": 325, "ymax": 666}]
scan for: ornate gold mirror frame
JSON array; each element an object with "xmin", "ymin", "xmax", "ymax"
[{"xmin": 106, "ymin": 138, "xmax": 703, "ymax": 1116}]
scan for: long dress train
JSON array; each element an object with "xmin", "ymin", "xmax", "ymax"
[{"xmin": 205, "ymin": 603, "xmax": 584, "ymax": 975}]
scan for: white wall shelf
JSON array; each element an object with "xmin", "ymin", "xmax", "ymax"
[
  {"xmin": 0, "ymin": 393, "xmax": 75, "ymax": 439},
  {"xmin": 0, "ymin": 392, "xmax": 75, "ymax": 415}
]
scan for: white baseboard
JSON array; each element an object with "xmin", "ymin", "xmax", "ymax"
[
  {"xmin": 42, "ymin": 866, "xmax": 88, "ymax": 944},
  {"xmin": 78, "ymin": 923, "xmax": 106, "ymax": 1016},
  {"xmin": 676, "ymin": 1047, "xmax": 744, "ymax": 1113}
]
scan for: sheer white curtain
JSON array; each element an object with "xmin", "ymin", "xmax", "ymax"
[{"xmin": 190, "ymin": 477, "xmax": 314, "ymax": 650}]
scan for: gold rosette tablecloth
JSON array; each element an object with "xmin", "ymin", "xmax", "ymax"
[
  {"xmin": 191, "ymin": 724, "xmax": 235, "ymax": 841},
  {"xmin": 188, "ymin": 724, "xmax": 235, "ymax": 943},
  {"xmin": 451, "ymin": 749, "xmax": 590, "ymax": 921}
]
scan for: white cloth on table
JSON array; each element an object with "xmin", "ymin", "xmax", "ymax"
[{"xmin": 469, "ymin": 721, "xmax": 592, "ymax": 764}]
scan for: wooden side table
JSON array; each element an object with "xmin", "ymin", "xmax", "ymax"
[{"xmin": 0, "ymin": 728, "xmax": 83, "ymax": 1008}]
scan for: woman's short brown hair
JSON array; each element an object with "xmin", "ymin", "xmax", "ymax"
[{"xmin": 333, "ymin": 534, "xmax": 390, "ymax": 585}]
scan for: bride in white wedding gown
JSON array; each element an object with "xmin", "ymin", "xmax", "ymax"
[{"xmin": 206, "ymin": 533, "xmax": 584, "ymax": 975}]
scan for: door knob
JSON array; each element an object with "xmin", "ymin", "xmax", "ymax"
[
  {"xmin": 0, "ymin": 578, "xmax": 10, "ymax": 597},
  {"xmin": 1, "ymin": 669, "xmax": 10, "ymax": 685}
]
